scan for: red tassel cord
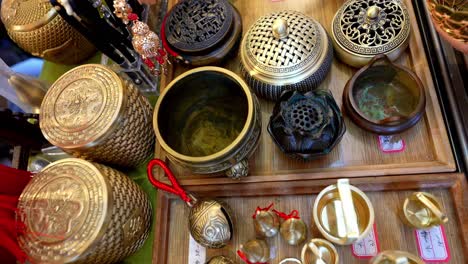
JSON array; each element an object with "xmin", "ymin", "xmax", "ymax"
[
  {"xmin": 147, "ymin": 159, "xmax": 192, "ymax": 204},
  {"xmin": 272, "ymin": 209, "xmax": 300, "ymax": 220},
  {"xmin": 237, "ymin": 250, "xmax": 268, "ymax": 264},
  {"xmin": 252, "ymin": 203, "xmax": 274, "ymax": 219}
]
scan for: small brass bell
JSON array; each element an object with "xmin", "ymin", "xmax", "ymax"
[
  {"xmin": 273, "ymin": 209, "xmax": 307, "ymax": 246},
  {"xmin": 252, "ymin": 203, "xmax": 280, "ymax": 238},
  {"xmin": 237, "ymin": 239, "xmax": 270, "ymax": 264},
  {"xmin": 148, "ymin": 159, "xmax": 233, "ymax": 248},
  {"xmin": 207, "ymin": 255, "xmax": 235, "ymax": 264}
]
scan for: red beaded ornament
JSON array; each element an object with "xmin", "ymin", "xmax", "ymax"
[{"xmin": 113, "ymin": 0, "xmax": 169, "ymax": 75}]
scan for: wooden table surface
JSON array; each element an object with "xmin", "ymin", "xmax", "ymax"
[{"xmin": 155, "ymin": 0, "xmax": 455, "ymax": 186}]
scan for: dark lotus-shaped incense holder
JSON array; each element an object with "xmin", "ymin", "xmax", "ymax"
[{"xmin": 268, "ymin": 90, "xmax": 345, "ymax": 160}]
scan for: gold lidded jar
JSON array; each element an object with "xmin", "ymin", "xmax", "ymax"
[
  {"xmin": 17, "ymin": 158, "xmax": 152, "ymax": 264},
  {"xmin": 0, "ymin": 0, "xmax": 95, "ymax": 64},
  {"xmin": 240, "ymin": 10, "xmax": 333, "ymax": 101},
  {"xmin": 40, "ymin": 64, "xmax": 155, "ymax": 168},
  {"xmin": 331, "ymin": 0, "xmax": 411, "ymax": 67},
  {"xmin": 238, "ymin": 239, "xmax": 270, "ymax": 263}
]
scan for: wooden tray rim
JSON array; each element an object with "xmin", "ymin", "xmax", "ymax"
[{"xmin": 152, "ymin": 173, "xmax": 468, "ymax": 263}]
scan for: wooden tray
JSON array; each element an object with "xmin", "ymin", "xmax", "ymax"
[
  {"xmin": 155, "ymin": 0, "xmax": 455, "ymax": 185},
  {"xmin": 153, "ymin": 173, "xmax": 468, "ymax": 263}
]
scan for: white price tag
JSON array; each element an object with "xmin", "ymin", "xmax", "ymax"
[
  {"xmin": 415, "ymin": 225, "xmax": 450, "ymax": 262},
  {"xmin": 188, "ymin": 234, "xmax": 206, "ymax": 264},
  {"xmin": 377, "ymin": 135, "xmax": 405, "ymax": 153},
  {"xmin": 352, "ymin": 224, "xmax": 380, "ymax": 258}
]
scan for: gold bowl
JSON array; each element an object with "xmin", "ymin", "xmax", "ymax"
[
  {"xmin": 153, "ymin": 67, "xmax": 261, "ymax": 179},
  {"xmin": 301, "ymin": 238, "xmax": 339, "ymax": 264},
  {"xmin": 370, "ymin": 250, "xmax": 425, "ymax": 264},
  {"xmin": 313, "ymin": 179, "xmax": 374, "ymax": 245},
  {"xmin": 402, "ymin": 192, "xmax": 448, "ymax": 229}
]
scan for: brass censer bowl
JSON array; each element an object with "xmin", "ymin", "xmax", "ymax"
[
  {"xmin": 331, "ymin": 0, "xmax": 411, "ymax": 67},
  {"xmin": 343, "ymin": 55, "xmax": 426, "ymax": 134},
  {"xmin": 370, "ymin": 250, "xmax": 425, "ymax": 264},
  {"xmin": 154, "ymin": 67, "xmax": 261, "ymax": 179},
  {"xmin": 313, "ymin": 179, "xmax": 374, "ymax": 245}
]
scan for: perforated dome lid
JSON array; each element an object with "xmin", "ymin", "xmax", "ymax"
[
  {"xmin": 332, "ymin": 0, "xmax": 410, "ymax": 57},
  {"xmin": 165, "ymin": 0, "xmax": 234, "ymax": 53},
  {"xmin": 240, "ymin": 10, "xmax": 330, "ymax": 86}
]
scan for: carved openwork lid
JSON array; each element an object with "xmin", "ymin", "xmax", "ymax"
[
  {"xmin": 40, "ymin": 64, "xmax": 125, "ymax": 149},
  {"xmin": 240, "ymin": 10, "xmax": 329, "ymax": 86},
  {"xmin": 165, "ymin": 0, "xmax": 233, "ymax": 53},
  {"xmin": 332, "ymin": 0, "xmax": 410, "ymax": 56},
  {"xmin": 18, "ymin": 159, "xmax": 109, "ymax": 263}
]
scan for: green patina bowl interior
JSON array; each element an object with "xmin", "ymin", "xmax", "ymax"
[
  {"xmin": 352, "ymin": 65, "xmax": 421, "ymax": 122},
  {"xmin": 158, "ymin": 71, "xmax": 248, "ymax": 157}
]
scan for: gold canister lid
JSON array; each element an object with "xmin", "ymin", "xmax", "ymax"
[
  {"xmin": 40, "ymin": 64, "xmax": 125, "ymax": 149},
  {"xmin": 370, "ymin": 250, "xmax": 425, "ymax": 264},
  {"xmin": 301, "ymin": 238, "xmax": 339, "ymax": 264},
  {"xmin": 402, "ymin": 192, "xmax": 448, "ymax": 229},
  {"xmin": 332, "ymin": 0, "xmax": 410, "ymax": 65},
  {"xmin": 17, "ymin": 158, "xmax": 110, "ymax": 263},
  {"xmin": 240, "ymin": 10, "xmax": 330, "ymax": 86}
]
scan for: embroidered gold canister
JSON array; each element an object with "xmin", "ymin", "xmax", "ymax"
[
  {"xmin": 40, "ymin": 64, "xmax": 155, "ymax": 168},
  {"xmin": 17, "ymin": 158, "xmax": 152, "ymax": 264},
  {"xmin": 0, "ymin": 0, "xmax": 95, "ymax": 64}
]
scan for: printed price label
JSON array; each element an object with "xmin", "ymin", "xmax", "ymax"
[
  {"xmin": 415, "ymin": 225, "xmax": 450, "ymax": 262},
  {"xmin": 188, "ymin": 234, "xmax": 206, "ymax": 264},
  {"xmin": 352, "ymin": 224, "xmax": 380, "ymax": 258},
  {"xmin": 377, "ymin": 135, "xmax": 406, "ymax": 153}
]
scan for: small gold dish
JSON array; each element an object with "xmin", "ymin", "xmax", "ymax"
[
  {"xmin": 370, "ymin": 250, "xmax": 424, "ymax": 264},
  {"xmin": 313, "ymin": 179, "xmax": 374, "ymax": 245},
  {"xmin": 402, "ymin": 192, "xmax": 448, "ymax": 229},
  {"xmin": 301, "ymin": 238, "xmax": 339, "ymax": 264}
]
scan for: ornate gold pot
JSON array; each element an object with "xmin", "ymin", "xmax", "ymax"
[
  {"xmin": 331, "ymin": 0, "xmax": 411, "ymax": 67},
  {"xmin": 153, "ymin": 67, "xmax": 261, "ymax": 179}
]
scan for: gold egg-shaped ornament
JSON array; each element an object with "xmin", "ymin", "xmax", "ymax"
[
  {"xmin": 237, "ymin": 239, "xmax": 270, "ymax": 263},
  {"xmin": 274, "ymin": 210, "xmax": 307, "ymax": 246},
  {"xmin": 207, "ymin": 255, "xmax": 235, "ymax": 264},
  {"xmin": 1, "ymin": 0, "xmax": 96, "ymax": 64},
  {"xmin": 253, "ymin": 203, "xmax": 280, "ymax": 238},
  {"xmin": 189, "ymin": 199, "xmax": 234, "ymax": 248},
  {"xmin": 148, "ymin": 159, "xmax": 234, "ymax": 249}
]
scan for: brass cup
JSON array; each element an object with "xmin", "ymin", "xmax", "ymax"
[
  {"xmin": 301, "ymin": 238, "xmax": 339, "ymax": 264},
  {"xmin": 370, "ymin": 250, "xmax": 425, "ymax": 264},
  {"xmin": 313, "ymin": 179, "xmax": 374, "ymax": 245},
  {"xmin": 402, "ymin": 192, "xmax": 448, "ymax": 229}
]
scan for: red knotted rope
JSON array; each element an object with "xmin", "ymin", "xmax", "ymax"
[
  {"xmin": 147, "ymin": 159, "xmax": 192, "ymax": 203},
  {"xmin": 272, "ymin": 209, "xmax": 300, "ymax": 220},
  {"xmin": 252, "ymin": 203, "xmax": 274, "ymax": 219},
  {"xmin": 161, "ymin": 12, "xmax": 183, "ymax": 60},
  {"xmin": 237, "ymin": 250, "xmax": 268, "ymax": 264}
]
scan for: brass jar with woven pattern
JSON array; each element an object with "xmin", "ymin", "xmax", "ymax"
[
  {"xmin": 240, "ymin": 10, "xmax": 333, "ymax": 101},
  {"xmin": 40, "ymin": 64, "xmax": 155, "ymax": 168},
  {"xmin": 0, "ymin": 0, "xmax": 95, "ymax": 64},
  {"xmin": 17, "ymin": 158, "xmax": 152, "ymax": 264}
]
